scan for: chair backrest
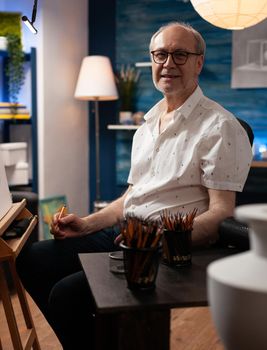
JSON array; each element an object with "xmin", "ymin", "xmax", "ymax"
[
  {"xmin": 235, "ymin": 118, "xmax": 254, "ymax": 206},
  {"xmin": 218, "ymin": 118, "xmax": 254, "ymax": 250},
  {"xmin": 236, "ymin": 118, "xmax": 254, "ymax": 146}
]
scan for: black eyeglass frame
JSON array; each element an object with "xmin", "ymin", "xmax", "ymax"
[{"xmin": 150, "ymin": 50, "xmax": 202, "ymax": 66}]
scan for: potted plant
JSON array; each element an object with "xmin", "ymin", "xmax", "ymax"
[
  {"xmin": 115, "ymin": 65, "xmax": 140, "ymax": 124},
  {"xmin": 0, "ymin": 12, "xmax": 25, "ymax": 110}
]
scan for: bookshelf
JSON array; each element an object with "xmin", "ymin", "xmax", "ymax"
[
  {"xmin": 0, "ymin": 48, "xmax": 38, "ymax": 192},
  {"xmin": 107, "ymin": 124, "xmax": 139, "ymax": 130},
  {"xmin": 251, "ymin": 161, "xmax": 267, "ymax": 168}
]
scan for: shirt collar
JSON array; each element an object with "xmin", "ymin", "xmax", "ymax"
[
  {"xmin": 143, "ymin": 99, "xmax": 165, "ymax": 135},
  {"xmin": 144, "ymin": 98, "xmax": 165, "ymax": 122},
  {"xmin": 144, "ymin": 85, "xmax": 204, "ymax": 123},
  {"xmin": 143, "ymin": 86, "xmax": 204, "ymax": 135},
  {"xmin": 173, "ymin": 85, "xmax": 204, "ymax": 120}
]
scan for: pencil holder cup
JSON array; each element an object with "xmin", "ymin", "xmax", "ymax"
[
  {"xmin": 163, "ymin": 229, "xmax": 192, "ymax": 267},
  {"xmin": 120, "ymin": 242, "xmax": 162, "ymax": 291}
]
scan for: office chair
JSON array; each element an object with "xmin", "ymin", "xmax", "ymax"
[{"xmin": 218, "ymin": 118, "xmax": 254, "ymax": 251}]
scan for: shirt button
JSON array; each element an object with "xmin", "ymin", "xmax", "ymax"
[{"xmin": 156, "ymin": 147, "xmax": 160, "ymax": 152}]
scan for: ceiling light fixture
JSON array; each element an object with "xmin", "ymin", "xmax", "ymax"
[
  {"xmin": 190, "ymin": 0, "xmax": 267, "ymax": 30},
  {"xmin": 22, "ymin": 0, "xmax": 38, "ymax": 34}
]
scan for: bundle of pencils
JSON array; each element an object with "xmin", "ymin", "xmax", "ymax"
[
  {"xmin": 119, "ymin": 215, "xmax": 163, "ymax": 249},
  {"xmin": 160, "ymin": 209, "xmax": 197, "ymax": 266},
  {"xmin": 160, "ymin": 208, "xmax": 198, "ymax": 232},
  {"xmin": 120, "ymin": 215, "xmax": 162, "ymax": 289}
]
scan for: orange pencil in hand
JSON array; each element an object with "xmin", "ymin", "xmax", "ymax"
[{"xmin": 58, "ymin": 205, "xmax": 67, "ymax": 219}]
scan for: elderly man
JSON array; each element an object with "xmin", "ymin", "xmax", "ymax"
[{"xmin": 17, "ymin": 22, "xmax": 252, "ymax": 349}]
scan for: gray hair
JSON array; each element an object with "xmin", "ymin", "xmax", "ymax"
[{"xmin": 149, "ymin": 21, "xmax": 206, "ymax": 56}]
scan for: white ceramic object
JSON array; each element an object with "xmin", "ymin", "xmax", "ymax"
[
  {"xmin": 0, "ymin": 142, "xmax": 27, "ymax": 166},
  {"xmin": 208, "ymin": 204, "xmax": 267, "ymax": 350},
  {"xmin": 5, "ymin": 161, "xmax": 29, "ymax": 186},
  {"xmin": 119, "ymin": 111, "xmax": 133, "ymax": 125},
  {"xmin": 0, "ymin": 36, "xmax": 7, "ymax": 51}
]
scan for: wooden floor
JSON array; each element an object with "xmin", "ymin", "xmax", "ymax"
[
  {"xmin": 0, "ymin": 293, "xmax": 223, "ymax": 350},
  {"xmin": 0, "ymin": 292, "xmax": 62, "ymax": 350},
  {"xmin": 171, "ymin": 308, "xmax": 224, "ymax": 350}
]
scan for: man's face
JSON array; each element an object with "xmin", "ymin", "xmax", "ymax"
[{"xmin": 150, "ymin": 26, "xmax": 204, "ymax": 98}]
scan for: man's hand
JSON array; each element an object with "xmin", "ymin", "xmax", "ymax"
[
  {"xmin": 50, "ymin": 213, "xmax": 89, "ymax": 239},
  {"xmin": 114, "ymin": 233, "xmax": 123, "ymax": 245},
  {"xmin": 50, "ymin": 186, "xmax": 131, "ymax": 240}
]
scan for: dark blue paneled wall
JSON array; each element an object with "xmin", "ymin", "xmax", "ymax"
[{"xmin": 116, "ymin": 0, "xmax": 267, "ymax": 139}]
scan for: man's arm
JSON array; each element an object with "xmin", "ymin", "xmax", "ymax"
[
  {"xmin": 83, "ymin": 186, "xmax": 132, "ymax": 233},
  {"xmin": 51, "ymin": 186, "xmax": 132, "ymax": 239},
  {"xmin": 192, "ymin": 188, "xmax": 236, "ymax": 246}
]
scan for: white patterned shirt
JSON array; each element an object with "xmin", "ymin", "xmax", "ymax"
[{"xmin": 123, "ymin": 86, "xmax": 253, "ymax": 220}]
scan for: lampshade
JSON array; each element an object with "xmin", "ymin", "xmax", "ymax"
[
  {"xmin": 190, "ymin": 0, "xmax": 267, "ymax": 30},
  {"xmin": 74, "ymin": 56, "xmax": 118, "ymax": 101}
]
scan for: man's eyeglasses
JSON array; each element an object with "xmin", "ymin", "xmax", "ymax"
[{"xmin": 150, "ymin": 50, "xmax": 202, "ymax": 66}]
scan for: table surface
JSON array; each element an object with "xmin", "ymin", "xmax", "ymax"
[{"xmin": 79, "ymin": 248, "xmax": 234, "ymax": 314}]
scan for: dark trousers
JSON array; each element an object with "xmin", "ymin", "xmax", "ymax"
[{"xmin": 16, "ymin": 228, "xmax": 119, "ymax": 350}]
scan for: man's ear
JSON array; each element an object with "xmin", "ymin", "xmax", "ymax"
[{"xmin": 196, "ymin": 55, "xmax": 204, "ymax": 75}]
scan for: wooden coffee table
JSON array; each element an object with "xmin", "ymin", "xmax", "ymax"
[{"xmin": 79, "ymin": 248, "xmax": 234, "ymax": 350}]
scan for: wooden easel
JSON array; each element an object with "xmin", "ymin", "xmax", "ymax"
[{"xmin": 0, "ymin": 199, "xmax": 41, "ymax": 350}]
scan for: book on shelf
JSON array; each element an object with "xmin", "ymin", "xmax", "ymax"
[
  {"xmin": 0, "ymin": 102, "xmax": 30, "ymax": 119},
  {"xmin": 0, "ymin": 102, "xmax": 26, "ymax": 106},
  {"xmin": 0, "ymin": 114, "xmax": 30, "ymax": 120}
]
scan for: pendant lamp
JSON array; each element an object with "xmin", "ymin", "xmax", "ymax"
[{"xmin": 190, "ymin": 0, "xmax": 267, "ymax": 30}]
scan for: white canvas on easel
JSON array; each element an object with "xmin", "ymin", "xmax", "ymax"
[{"xmin": 0, "ymin": 151, "xmax": 12, "ymax": 220}]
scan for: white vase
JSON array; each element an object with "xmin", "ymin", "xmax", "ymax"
[
  {"xmin": 0, "ymin": 36, "xmax": 7, "ymax": 51},
  {"xmin": 119, "ymin": 111, "xmax": 133, "ymax": 125},
  {"xmin": 208, "ymin": 204, "xmax": 267, "ymax": 350}
]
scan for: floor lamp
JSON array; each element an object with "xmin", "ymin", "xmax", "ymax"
[{"xmin": 74, "ymin": 56, "xmax": 118, "ymax": 209}]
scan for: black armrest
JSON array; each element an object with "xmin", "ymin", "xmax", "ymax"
[
  {"xmin": 11, "ymin": 190, "xmax": 39, "ymax": 242},
  {"xmin": 11, "ymin": 191, "xmax": 38, "ymax": 214},
  {"xmin": 218, "ymin": 216, "xmax": 250, "ymax": 251}
]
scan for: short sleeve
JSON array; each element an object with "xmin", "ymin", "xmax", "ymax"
[
  {"xmin": 200, "ymin": 118, "xmax": 253, "ymax": 192},
  {"xmin": 127, "ymin": 167, "xmax": 133, "ymax": 185}
]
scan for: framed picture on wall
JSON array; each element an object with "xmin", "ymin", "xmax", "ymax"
[
  {"xmin": 39, "ymin": 195, "xmax": 68, "ymax": 240},
  {"xmin": 231, "ymin": 18, "xmax": 267, "ymax": 88}
]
